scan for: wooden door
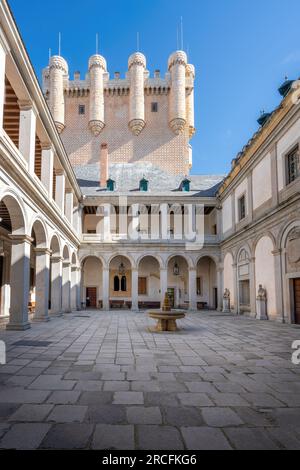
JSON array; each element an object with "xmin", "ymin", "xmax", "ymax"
[
  {"xmin": 294, "ymin": 279, "xmax": 300, "ymax": 325},
  {"xmin": 86, "ymin": 287, "xmax": 97, "ymax": 308}
]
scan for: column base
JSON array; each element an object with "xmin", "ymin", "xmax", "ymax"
[
  {"xmin": 32, "ymin": 317, "xmax": 51, "ymax": 323},
  {"xmin": 6, "ymin": 322, "xmax": 31, "ymax": 331},
  {"xmin": 50, "ymin": 311, "xmax": 63, "ymax": 317}
]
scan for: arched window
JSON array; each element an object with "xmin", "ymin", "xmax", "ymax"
[
  {"xmin": 121, "ymin": 276, "xmax": 127, "ymax": 292},
  {"xmin": 114, "ymin": 276, "xmax": 120, "ymax": 292}
]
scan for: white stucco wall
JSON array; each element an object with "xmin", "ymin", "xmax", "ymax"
[
  {"xmin": 83, "ymin": 257, "xmax": 103, "ymax": 300},
  {"xmin": 277, "ymin": 117, "xmax": 300, "ymax": 191},
  {"xmin": 255, "ymin": 236, "xmax": 276, "ymax": 319},
  {"xmin": 138, "ymin": 257, "xmax": 160, "ymax": 301},
  {"xmin": 252, "ymin": 153, "xmax": 272, "ymax": 209},
  {"xmin": 196, "ymin": 257, "xmax": 217, "ymax": 307},
  {"xmin": 222, "ymin": 195, "xmax": 233, "ymax": 234}
]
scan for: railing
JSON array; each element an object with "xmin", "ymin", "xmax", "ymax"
[{"xmin": 81, "ymin": 233, "xmax": 220, "ymax": 244}]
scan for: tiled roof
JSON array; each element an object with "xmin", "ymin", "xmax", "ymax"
[{"xmin": 74, "ymin": 163, "xmax": 225, "ymax": 197}]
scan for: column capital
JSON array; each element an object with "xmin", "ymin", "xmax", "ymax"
[
  {"xmin": 65, "ymin": 188, "xmax": 74, "ymax": 194},
  {"xmin": 272, "ymin": 249, "xmax": 282, "ymax": 256},
  {"xmin": 18, "ymin": 99, "xmax": 38, "ymax": 115},
  {"xmin": 40, "ymin": 142, "xmax": 53, "ymax": 151},
  {"xmin": 9, "ymin": 234, "xmax": 33, "ymax": 245},
  {"xmin": 63, "ymin": 261, "xmax": 71, "ymax": 267},
  {"xmin": 55, "ymin": 168, "xmax": 65, "ymax": 177},
  {"xmin": 51, "ymin": 256, "xmax": 63, "ymax": 263},
  {"xmin": 34, "ymin": 247, "xmax": 52, "ymax": 256}
]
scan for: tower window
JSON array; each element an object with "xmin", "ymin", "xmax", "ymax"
[
  {"xmin": 79, "ymin": 105, "xmax": 85, "ymax": 115},
  {"xmin": 238, "ymin": 195, "xmax": 246, "ymax": 221},
  {"xmin": 286, "ymin": 146, "xmax": 299, "ymax": 185},
  {"xmin": 151, "ymin": 102, "xmax": 158, "ymax": 113}
]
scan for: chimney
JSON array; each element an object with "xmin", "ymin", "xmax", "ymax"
[{"xmin": 100, "ymin": 143, "xmax": 108, "ymax": 187}]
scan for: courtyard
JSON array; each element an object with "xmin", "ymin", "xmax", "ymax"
[{"xmin": 0, "ymin": 311, "xmax": 299, "ymax": 450}]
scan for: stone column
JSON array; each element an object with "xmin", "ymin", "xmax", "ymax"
[
  {"xmin": 55, "ymin": 169, "xmax": 65, "ymax": 214},
  {"xmin": 232, "ymin": 263, "xmax": 238, "ymax": 314},
  {"xmin": 102, "ymin": 268, "xmax": 110, "ymax": 311},
  {"xmin": 7, "ymin": 235, "xmax": 32, "ymax": 331},
  {"xmin": 131, "ymin": 268, "xmax": 139, "ymax": 311},
  {"xmin": 76, "ymin": 267, "xmax": 81, "ymax": 310},
  {"xmin": 249, "ymin": 257, "xmax": 256, "ymax": 318},
  {"xmin": 62, "ymin": 260, "xmax": 71, "ymax": 313},
  {"xmin": 65, "ymin": 189, "xmax": 74, "ymax": 225},
  {"xmin": 50, "ymin": 256, "xmax": 62, "ymax": 316},
  {"xmin": 273, "ymin": 249, "xmax": 284, "ymax": 322},
  {"xmin": 160, "ymin": 204, "xmax": 169, "ymax": 240},
  {"xmin": 270, "ymin": 145, "xmax": 279, "ymax": 208},
  {"xmin": 18, "ymin": 101, "xmax": 37, "ymax": 174},
  {"xmin": 217, "ymin": 266, "xmax": 224, "ymax": 311},
  {"xmin": 0, "ymin": 40, "xmax": 6, "ymax": 130},
  {"xmin": 71, "ymin": 265, "xmax": 77, "ymax": 311},
  {"xmin": 33, "ymin": 248, "xmax": 51, "ymax": 322},
  {"xmin": 160, "ymin": 268, "xmax": 168, "ymax": 308},
  {"xmin": 41, "ymin": 144, "xmax": 54, "ymax": 196},
  {"xmin": 188, "ymin": 268, "xmax": 197, "ymax": 311}
]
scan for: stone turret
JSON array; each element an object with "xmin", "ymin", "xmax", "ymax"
[
  {"xmin": 128, "ymin": 52, "xmax": 146, "ymax": 136},
  {"xmin": 49, "ymin": 56, "xmax": 68, "ymax": 133},
  {"xmin": 88, "ymin": 54, "xmax": 107, "ymax": 136},
  {"xmin": 168, "ymin": 51, "xmax": 187, "ymax": 135},
  {"xmin": 186, "ymin": 64, "xmax": 195, "ymax": 138}
]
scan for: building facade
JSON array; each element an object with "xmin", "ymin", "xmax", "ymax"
[{"xmin": 0, "ymin": 0, "xmax": 299, "ymax": 331}]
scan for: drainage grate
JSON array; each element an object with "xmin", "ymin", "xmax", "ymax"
[{"xmin": 13, "ymin": 340, "xmax": 53, "ymax": 348}]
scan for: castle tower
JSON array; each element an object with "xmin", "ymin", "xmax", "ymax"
[
  {"xmin": 128, "ymin": 52, "xmax": 146, "ymax": 136},
  {"xmin": 168, "ymin": 51, "xmax": 187, "ymax": 135},
  {"xmin": 186, "ymin": 63, "xmax": 195, "ymax": 138},
  {"xmin": 49, "ymin": 55, "xmax": 68, "ymax": 133},
  {"xmin": 88, "ymin": 54, "xmax": 107, "ymax": 136}
]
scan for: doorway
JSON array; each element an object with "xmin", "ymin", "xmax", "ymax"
[
  {"xmin": 167, "ymin": 288, "xmax": 175, "ymax": 308},
  {"xmin": 86, "ymin": 287, "xmax": 97, "ymax": 308},
  {"xmin": 0, "ymin": 257, "xmax": 3, "ymax": 314},
  {"xmin": 294, "ymin": 279, "xmax": 300, "ymax": 325}
]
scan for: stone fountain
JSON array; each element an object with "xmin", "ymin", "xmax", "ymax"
[{"xmin": 148, "ymin": 293, "xmax": 186, "ymax": 332}]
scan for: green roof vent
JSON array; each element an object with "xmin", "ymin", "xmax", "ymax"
[
  {"xmin": 257, "ymin": 111, "xmax": 271, "ymax": 127},
  {"xmin": 139, "ymin": 177, "xmax": 149, "ymax": 192},
  {"xmin": 107, "ymin": 179, "xmax": 115, "ymax": 191},
  {"xmin": 181, "ymin": 178, "xmax": 191, "ymax": 192}
]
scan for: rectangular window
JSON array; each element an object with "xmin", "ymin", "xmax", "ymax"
[
  {"xmin": 151, "ymin": 102, "xmax": 158, "ymax": 113},
  {"xmin": 138, "ymin": 277, "xmax": 147, "ymax": 295},
  {"xmin": 79, "ymin": 105, "xmax": 85, "ymax": 115},
  {"xmin": 197, "ymin": 277, "xmax": 202, "ymax": 296},
  {"xmin": 238, "ymin": 195, "xmax": 246, "ymax": 221},
  {"xmin": 87, "ymin": 230, "xmax": 96, "ymax": 234},
  {"xmin": 286, "ymin": 146, "xmax": 299, "ymax": 185}
]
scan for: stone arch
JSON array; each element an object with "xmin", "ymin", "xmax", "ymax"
[
  {"xmin": 81, "ymin": 255, "xmax": 104, "ymax": 309},
  {"xmin": 254, "ymin": 235, "xmax": 276, "ymax": 319},
  {"xmin": 280, "ymin": 219, "xmax": 300, "ymax": 250},
  {"xmin": 108, "ymin": 253, "xmax": 135, "ymax": 269},
  {"xmin": 80, "ymin": 253, "xmax": 106, "ymax": 268},
  {"xmin": 71, "ymin": 251, "xmax": 78, "ymax": 267},
  {"xmin": 252, "ymin": 231, "xmax": 276, "ymax": 257},
  {"xmin": 50, "ymin": 234, "xmax": 61, "ymax": 257},
  {"xmin": 136, "ymin": 253, "xmax": 163, "ymax": 270},
  {"xmin": 196, "ymin": 255, "xmax": 218, "ymax": 309},
  {"xmin": 0, "ymin": 190, "xmax": 27, "ymax": 235},
  {"xmin": 167, "ymin": 254, "xmax": 190, "ymax": 308},
  {"xmin": 165, "ymin": 253, "xmax": 194, "ymax": 270},
  {"xmin": 30, "ymin": 217, "xmax": 48, "ymax": 249},
  {"xmin": 62, "ymin": 244, "xmax": 70, "ymax": 262},
  {"xmin": 195, "ymin": 253, "xmax": 219, "ymax": 267}
]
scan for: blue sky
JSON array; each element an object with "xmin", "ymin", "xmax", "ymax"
[{"xmin": 9, "ymin": 0, "xmax": 300, "ymax": 175}]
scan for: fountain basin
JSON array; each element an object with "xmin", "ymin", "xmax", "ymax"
[{"xmin": 148, "ymin": 310, "xmax": 186, "ymax": 332}]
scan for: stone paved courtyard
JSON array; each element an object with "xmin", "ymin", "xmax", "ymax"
[{"xmin": 0, "ymin": 311, "xmax": 299, "ymax": 450}]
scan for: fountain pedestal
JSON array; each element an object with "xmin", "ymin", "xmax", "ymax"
[{"xmin": 148, "ymin": 293, "xmax": 186, "ymax": 332}]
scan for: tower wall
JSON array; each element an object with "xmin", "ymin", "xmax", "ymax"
[
  {"xmin": 186, "ymin": 64, "xmax": 195, "ymax": 138},
  {"xmin": 49, "ymin": 56, "xmax": 68, "ymax": 133},
  {"xmin": 128, "ymin": 53, "xmax": 146, "ymax": 135},
  {"xmin": 88, "ymin": 54, "xmax": 106, "ymax": 136},
  {"xmin": 168, "ymin": 51, "xmax": 187, "ymax": 135}
]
